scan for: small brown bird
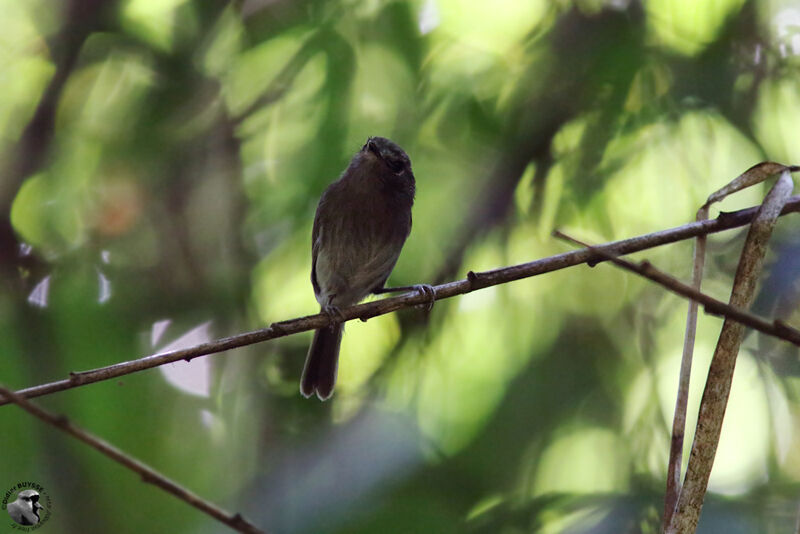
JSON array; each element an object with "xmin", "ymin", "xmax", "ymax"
[{"xmin": 301, "ymin": 136, "xmax": 429, "ymax": 400}]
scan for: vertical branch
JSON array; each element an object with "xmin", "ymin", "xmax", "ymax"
[
  {"xmin": 667, "ymin": 172, "xmax": 794, "ymax": 533},
  {"xmin": 662, "ymin": 206, "xmax": 707, "ymax": 529}
]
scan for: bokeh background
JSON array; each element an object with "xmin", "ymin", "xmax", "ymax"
[{"xmin": 1, "ymin": 0, "xmax": 800, "ymax": 532}]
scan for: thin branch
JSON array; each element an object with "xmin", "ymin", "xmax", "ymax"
[
  {"xmin": 0, "ymin": 386, "xmax": 264, "ymax": 534},
  {"xmin": 664, "ymin": 206, "xmax": 706, "ymax": 530},
  {"xmin": 662, "ymin": 162, "xmax": 798, "ymax": 530},
  {"xmin": 668, "ymin": 171, "xmax": 795, "ymax": 534},
  {"xmin": 552, "ymin": 231, "xmax": 800, "ymax": 345},
  {"xmin": 2, "ymin": 196, "xmax": 800, "ymax": 407}
]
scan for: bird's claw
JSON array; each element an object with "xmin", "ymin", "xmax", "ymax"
[
  {"xmin": 413, "ymin": 284, "xmax": 435, "ymax": 311},
  {"xmin": 322, "ymin": 305, "xmax": 345, "ymax": 324}
]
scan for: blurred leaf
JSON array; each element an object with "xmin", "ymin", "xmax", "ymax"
[
  {"xmin": 2, "ymin": 3, "xmax": 800, "ymax": 533},
  {"xmin": 753, "ymin": 76, "xmax": 800, "ymax": 165},
  {"xmin": 646, "ymin": 0, "xmax": 747, "ymax": 56},
  {"xmin": 119, "ymin": 0, "xmax": 200, "ymax": 52},
  {"xmin": 11, "ymin": 173, "xmax": 82, "ymax": 251}
]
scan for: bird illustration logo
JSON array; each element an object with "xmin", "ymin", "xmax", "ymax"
[{"xmin": 7, "ymin": 489, "xmax": 44, "ymax": 526}]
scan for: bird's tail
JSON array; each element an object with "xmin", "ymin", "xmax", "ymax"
[{"xmin": 300, "ymin": 322, "xmax": 343, "ymax": 400}]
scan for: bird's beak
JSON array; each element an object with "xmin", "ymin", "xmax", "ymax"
[{"xmin": 365, "ymin": 138, "xmax": 380, "ymax": 157}]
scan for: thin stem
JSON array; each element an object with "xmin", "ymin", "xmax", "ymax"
[
  {"xmin": 2, "ymin": 196, "xmax": 800, "ymax": 407},
  {"xmin": 667, "ymin": 172, "xmax": 794, "ymax": 533},
  {"xmin": 664, "ymin": 206, "xmax": 707, "ymax": 529},
  {"xmin": 553, "ymin": 230, "xmax": 800, "ymax": 346},
  {"xmin": 0, "ymin": 386, "xmax": 264, "ymax": 534}
]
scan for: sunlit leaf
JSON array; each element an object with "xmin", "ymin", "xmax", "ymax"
[{"xmin": 646, "ymin": 0, "xmax": 747, "ymax": 56}]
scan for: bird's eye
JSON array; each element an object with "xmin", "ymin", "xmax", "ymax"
[{"xmin": 385, "ymin": 158, "xmax": 404, "ymax": 173}]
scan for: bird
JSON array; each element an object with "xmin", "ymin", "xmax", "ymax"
[
  {"xmin": 300, "ymin": 136, "xmax": 432, "ymax": 400},
  {"xmin": 7, "ymin": 489, "xmax": 43, "ymax": 526}
]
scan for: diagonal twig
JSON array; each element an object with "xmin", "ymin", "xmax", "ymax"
[
  {"xmin": 1, "ymin": 196, "xmax": 800, "ymax": 407},
  {"xmin": 552, "ymin": 230, "xmax": 800, "ymax": 346},
  {"xmin": 0, "ymin": 386, "xmax": 264, "ymax": 534}
]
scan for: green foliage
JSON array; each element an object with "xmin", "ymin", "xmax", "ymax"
[{"xmin": 1, "ymin": 1, "xmax": 799, "ymax": 533}]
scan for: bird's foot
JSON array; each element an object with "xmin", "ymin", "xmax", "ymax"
[
  {"xmin": 412, "ymin": 284, "xmax": 436, "ymax": 311},
  {"xmin": 322, "ymin": 305, "xmax": 345, "ymax": 325},
  {"xmin": 373, "ymin": 284, "xmax": 436, "ymax": 311}
]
